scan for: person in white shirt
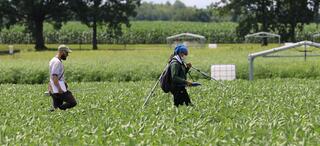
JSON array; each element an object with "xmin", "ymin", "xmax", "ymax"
[{"xmin": 48, "ymin": 45, "xmax": 77, "ymax": 111}]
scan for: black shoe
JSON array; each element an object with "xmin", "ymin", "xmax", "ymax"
[{"xmin": 48, "ymin": 108, "xmax": 56, "ymax": 112}]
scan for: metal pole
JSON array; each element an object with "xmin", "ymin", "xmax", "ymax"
[
  {"xmin": 304, "ymin": 44, "xmax": 307, "ymax": 61},
  {"xmin": 191, "ymin": 66, "xmax": 225, "ymax": 86},
  {"xmin": 79, "ymin": 35, "xmax": 82, "ymax": 50},
  {"xmin": 142, "ymin": 79, "xmax": 160, "ymax": 107},
  {"xmin": 249, "ymin": 56, "xmax": 254, "ymax": 81},
  {"xmin": 142, "ymin": 64, "xmax": 169, "ymax": 108},
  {"xmin": 187, "ymin": 70, "xmax": 194, "ymax": 82}
]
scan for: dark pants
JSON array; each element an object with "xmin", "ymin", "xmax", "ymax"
[
  {"xmin": 50, "ymin": 91, "xmax": 77, "ymax": 110},
  {"xmin": 171, "ymin": 87, "xmax": 192, "ymax": 107}
]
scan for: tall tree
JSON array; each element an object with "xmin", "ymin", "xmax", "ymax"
[
  {"xmin": 69, "ymin": 0, "xmax": 140, "ymax": 50},
  {"xmin": 173, "ymin": 0, "xmax": 186, "ymax": 9},
  {"xmin": 1, "ymin": 0, "xmax": 69, "ymax": 50},
  {"xmin": 195, "ymin": 9, "xmax": 211, "ymax": 22},
  {"xmin": 221, "ymin": 0, "xmax": 315, "ymax": 42},
  {"xmin": 222, "ymin": 0, "xmax": 276, "ymax": 45},
  {"xmin": 0, "ymin": 1, "xmax": 9, "ymax": 29},
  {"xmin": 311, "ymin": 0, "xmax": 320, "ymax": 28},
  {"xmin": 275, "ymin": 0, "xmax": 314, "ymax": 42}
]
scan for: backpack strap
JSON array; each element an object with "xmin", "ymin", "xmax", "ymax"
[
  {"xmin": 171, "ymin": 57, "xmax": 187, "ymax": 69},
  {"xmin": 56, "ymin": 57, "xmax": 65, "ymax": 81},
  {"xmin": 58, "ymin": 70, "xmax": 64, "ymax": 81}
]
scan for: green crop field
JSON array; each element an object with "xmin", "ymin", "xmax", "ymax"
[
  {"xmin": 1, "ymin": 79, "xmax": 320, "ymax": 145},
  {"xmin": 1, "ymin": 44, "xmax": 320, "ymax": 145}
]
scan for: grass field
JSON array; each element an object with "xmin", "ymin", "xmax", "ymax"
[
  {"xmin": 1, "ymin": 43, "xmax": 320, "ymax": 84},
  {"xmin": 1, "ymin": 43, "xmax": 320, "ymax": 144},
  {"xmin": 1, "ymin": 79, "xmax": 320, "ymax": 145}
]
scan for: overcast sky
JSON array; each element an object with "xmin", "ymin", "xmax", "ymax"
[{"xmin": 142, "ymin": 0, "xmax": 220, "ymax": 8}]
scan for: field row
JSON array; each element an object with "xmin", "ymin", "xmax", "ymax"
[{"xmin": 2, "ymin": 44, "xmax": 320, "ymax": 84}]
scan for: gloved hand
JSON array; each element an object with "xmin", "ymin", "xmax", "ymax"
[
  {"xmin": 186, "ymin": 81, "xmax": 193, "ymax": 86},
  {"xmin": 186, "ymin": 63, "xmax": 192, "ymax": 69}
]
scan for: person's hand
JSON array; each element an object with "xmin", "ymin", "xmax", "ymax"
[
  {"xmin": 186, "ymin": 63, "xmax": 192, "ymax": 69},
  {"xmin": 186, "ymin": 81, "xmax": 193, "ymax": 86},
  {"xmin": 48, "ymin": 83, "xmax": 52, "ymax": 93}
]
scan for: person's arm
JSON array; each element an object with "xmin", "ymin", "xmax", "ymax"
[
  {"xmin": 48, "ymin": 82, "xmax": 52, "ymax": 93},
  {"xmin": 171, "ymin": 62, "xmax": 192, "ymax": 86},
  {"xmin": 186, "ymin": 62, "xmax": 192, "ymax": 72}
]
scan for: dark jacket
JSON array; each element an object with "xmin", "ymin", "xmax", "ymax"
[{"xmin": 170, "ymin": 59, "xmax": 190, "ymax": 90}]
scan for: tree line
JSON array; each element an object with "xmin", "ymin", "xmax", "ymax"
[
  {"xmin": 0, "ymin": 0, "xmax": 319, "ymax": 50},
  {"xmin": 220, "ymin": 0, "xmax": 320, "ymax": 44},
  {"xmin": 133, "ymin": 1, "xmax": 229, "ymax": 22},
  {"xmin": 0, "ymin": 0, "xmax": 140, "ymax": 50},
  {"xmin": 134, "ymin": 0, "xmax": 320, "ymax": 43}
]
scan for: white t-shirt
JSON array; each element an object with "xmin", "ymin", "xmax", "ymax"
[
  {"xmin": 49, "ymin": 57, "xmax": 64, "ymax": 81},
  {"xmin": 49, "ymin": 57, "xmax": 67, "ymax": 93}
]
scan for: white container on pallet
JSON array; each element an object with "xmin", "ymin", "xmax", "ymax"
[{"xmin": 211, "ymin": 64, "xmax": 236, "ymax": 81}]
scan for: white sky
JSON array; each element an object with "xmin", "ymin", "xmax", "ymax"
[{"xmin": 142, "ymin": 0, "xmax": 221, "ymax": 8}]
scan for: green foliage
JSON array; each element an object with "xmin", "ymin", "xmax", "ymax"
[
  {"xmin": 1, "ymin": 43, "xmax": 320, "ymax": 144},
  {"xmin": 2, "ymin": 44, "xmax": 320, "ymax": 84},
  {"xmin": 69, "ymin": 0, "xmax": 140, "ymax": 49},
  {"xmin": 1, "ymin": 21, "xmax": 319, "ymax": 45},
  {"xmin": 0, "ymin": 21, "xmax": 239, "ymax": 44},
  {"xmin": 275, "ymin": 0, "xmax": 315, "ymax": 42},
  {"xmin": 0, "ymin": 0, "xmax": 70, "ymax": 50},
  {"xmin": 222, "ymin": 0, "xmax": 317, "ymax": 42},
  {"xmin": 1, "ymin": 79, "xmax": 320, "ymax": 144},
  {"xmin": 134, "ymin": 1, "xmax": 214, "ymax": 22}
]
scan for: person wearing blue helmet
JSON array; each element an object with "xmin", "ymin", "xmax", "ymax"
[{"xmin": 169, "ymin": 44, "xmax": 193, "ymax": 107}]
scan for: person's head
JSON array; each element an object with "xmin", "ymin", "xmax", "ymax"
[
  {"xmin": 57, "ymin": 45, "xmax": 72, "ymax": 60},
  {"xmin": 174, "ymin": 44, "xmax": 188, "ymax": 60}
]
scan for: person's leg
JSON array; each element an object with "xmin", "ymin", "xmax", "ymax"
[
  {"xmin": 59, "ymin": 91, "xmax": 77, "ymax": 110},
  {"xmin": 172, "ymin": 90, "xmax": 184, "ymax": 107},
  {"xmin": 182, "ymin": 88, "xmax": 192, "ymax": 106},
  {"xmin": 50, "ymin": 94, "xmax": 63, "ymax": 109}
]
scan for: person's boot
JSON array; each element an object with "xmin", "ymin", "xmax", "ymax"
[{"xmin": 48, "ymin": 107, "xmax": 57, "ymax": 112}]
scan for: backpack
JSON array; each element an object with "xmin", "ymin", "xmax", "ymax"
[
  {"xmin": 160, "ymin": 59, "xmax": 175, "ymax": 93},
  {"xmin": 160, "ymin": 55, "xmax": 188, "ymax": 93}
]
